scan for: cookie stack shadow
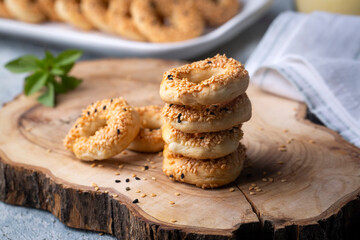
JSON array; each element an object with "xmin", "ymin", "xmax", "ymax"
[{"xmin": 159, "ymin": 55, "xmax": 252, "ymax": 188}]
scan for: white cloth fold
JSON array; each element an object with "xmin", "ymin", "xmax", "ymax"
[{"xmin": 246, "ymin": 11, "xmax": 360, "ymax": 148}]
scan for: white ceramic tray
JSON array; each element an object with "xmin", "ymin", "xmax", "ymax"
[{"xmin": 0, "ymin": 0, "xmax": 273, "ymax": 58}]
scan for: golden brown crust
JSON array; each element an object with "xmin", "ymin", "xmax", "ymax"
[
  {"xmin": 0, "ymin": 0, "xmax": 13, "ymax": 18},
  {"xmin": 55, "ymin": 0, "xmax": 93, "ymax": 30},
  {"xmin": 81, "ymin": 0, "xmax": 112, "ymax": 33},
  {"xmin": 128, "ymin": 106, "xmax": 164, "ymax": 153},
  {"xmin": 160, "ymin": 54, "xmax": 249, "ymax": 106},
  {"xmin": 64, "ymin": 98, "xmax": 140, "ymax": 160},
  {"xmin": 4, "ymin": 0, "xmax": 47, "ymax": 23},
  {"xmin": 162, "ymin": 93, "xmax": 252, "ymax": 133},
  {"xmin": 107, "ymin": 0, "xmax": 147, "ymax": 41},
  {"xmin": 162, "ymin": 144, "xmax": 246, "ymax": 188},
  {"xmin": 195, "ymin": 0, "xmax": 240, "ymax": 27},
  {"xmin": 131, "ymin": 0, "xmax": 204, "ymax": 43},
  {"xmin": 38, "ymin": 0, "xmax": 61, "ymax": 21}
]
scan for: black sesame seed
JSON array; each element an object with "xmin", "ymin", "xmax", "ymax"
[
  {"xmin": 169, "ymin": 104, "xmax": 173, "ymax": 107},
  {"xmin": 206, "ymin": 108, "xmax": 210, "ymax": 112},
  {"xmin": 117, "ymin": 129, "xmax": 120, "ymax": 134},
  {"xmin": 135, "ymin": 177, "xmax": 140, "ymax": 180},
  {"xmin": 103, "ymin": 106, "xmax": 106, "ymax": 110},
  {"xmin": 144, "ymin": 165, "xmax": 149, "ymax": 170},
  {"xmin": 169, "ymin": 174, "xmax": 174, "ymax": 178},
  {"xmin": 207, "ymin": 61, "xmax": 212, "ymax": 64},
  {"xmin": 177, "ymin": 113, "xmax": 182, "ymax": 123},
  {"xmin": 181, "ymin": 173, "xmax": 185, "ymax": 179},
  {"xmin": 94, "ymin": 108, "xmax": 97, "ymax": 113},
  {"xmin": 110, "ymin": 99, "xmax": 113, "ymax": 103},
  {"xmin": 167, "ymin": 74, "xmax": 173, "ymax": 80},
  {"xmin": 221, "ymin": 107, "xmax": 229, "ymax": 111},
  {"xmin": 75, "ymin": 125, "xmax": 77, "ymax": 128},
  {"xmin": 132, "ymin": 199, "xmax": 139, "ymax": 204},
  {"xmin": 126, "ymin": 187, "xmax": 131, "ymax": 191},
  {"xmin": 210, "ymin": 112, "xmax": 215, "ymax": 115},
  {"xmin": 123, "ymin": 108, "xmax": 127, "ymax": 111},
  {"xmin": 149, "ymin": 129, "xmax": 153, "ymax": 132},
  {"xmin": 115, "ymin": 179, "xmax": 121, "ymax": 183},
  {"xmin": 87, "ymin": 111, "xmax": 90, "ymax": 116},
  {"xmin": 200, "ymin": 136, "xmax": 205, "ymax": 140},
  {"xmin": 126, "ymin": 178, "xmax": 130, "ymax": 182},
  {"xmin": 246, "ymin": 173, "xmax": 252, "ymax": 178}
]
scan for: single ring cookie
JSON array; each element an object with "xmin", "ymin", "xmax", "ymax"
[
  {"xmin": 55, "ymin": 0, "xmax": 93, "ymax": 31},
  {"xmin": 81, "ymin": 0, "xmax": 112, "ymax": 33},
  {"xmin": 162, "ymin": 94, "xmax": 251, "ymax": 133},
  {"xmin": 4, "ymin": 0, "xmax": 47, "ymax": 23},
  {"xmin": 160, "ymin": 54, "xmax": 249, "ymax": 106},
  {"xmin": 128, "ymin": 105, "xmax": 164, "ymax": 153},
  {"xmin": 162, "ymin": 143, "xmax": 246, "ymax": 189},
  {"xmin": 64, "ymin": 98, "xmax": 140, "ymax": 161},
  {"xmin": 195, "ymin": 0, "xmax": 240, "ymax": 27},
  {"xmin": 38, "ymin": 0, "xmax": 61, "ymax": 21},
  {"xmin": 107, "ymin": 0, "xmax": 147, "ymax": 41},
  {"xmin": 162, "ymin": 122, "xmax": 243, "ymax": 159},
  {"xmin": 0, "ymin": 0, "xmax": 13, "ymax": 18},
  {"xmin": 131, "ymin": 0, "xmax": 204, "ymax": 43}
]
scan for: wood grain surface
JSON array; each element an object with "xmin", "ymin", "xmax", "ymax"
[{"xmin": 0, "ymin": 59, "xmax": 359, "ymax": 240}]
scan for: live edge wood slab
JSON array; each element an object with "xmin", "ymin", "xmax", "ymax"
[{"xmin": 0, "ymin": 59, "xmax": 359, "ymax": 240}]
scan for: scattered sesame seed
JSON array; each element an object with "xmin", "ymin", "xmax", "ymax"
[
  {"xmin": 250, "ymin": 192, "xmax": 256, "ymax": 195},
  {"xmin": 283, "ymin": 129, "xmax": 289, "ymax": 133},
  {"xmin": 126, "ymin": 187, "xmax": 131, "ymax": 191},
  {"xmin": 98, "ymin": 164, "xmax": 103, "ymax": 168},
  {"xmin": 95, "ymin": 187, "xmax": 99, "ymax": 191},
  {"xmin": 249, "ymin": 186, "xmax": 254, "ymax": 191},
  {"xmin": 99, "ymin": 233, "xmax": 104, "ymax": 236},
  {"xmin": 150, "ymin": 161, "xmax": 155, "ymax": 164},
  {"xmin": 126, "ymin": 178, "xmax": 130, "ymax": 182},
  {"xmin": 132, "ymin": 199, "xmax": 139, "ymax": 204},
  {"xmin": 91, "ymin": 163, "xmax": 97, "ymax": 168},
  {"xmin": 170, "ymin": 219, "xmax": 177, "ymax": 223},
  {"xmin": 144, "ymin": 165, "xmax": 149, "ymax": 170},
  {"xmin": 309, "ymin": 139, "xmax": 316, "ymax": 144},
  {"xmin": 118, "ymin": 164, "xmax": 124, "ymax": 169},
  {"xmin": 115, "ymin": 172, "xmax": 120, "ymax": 176},
  {"xmin": 181, "ymin": 173, "xmax": 185, "ymax": 179},
  {"xmin": 113, "ymin": 194, "xmax": 118, "ymax": 197},
  {"xmin": 122, "ymin": 151, "xmax": 128, "ymax": 155},
  {"xmin": 151, "ymin": 166, "xmax": 157, "ymax": 169},
  {"xmin": 143, "ymin": 178, "xmax": 147, "ymax": 180},
  {"xmin": 141, "ymin": 193, "xmax": 147, "ymax": 198},
  {"xmin": 174, "ymin": 192, "xmax": 180, "ymax": 196},
  {"xmin": 229, "ymin": 188, "xmax": 235, "ymax": 192},
  {"xmin": 135, "ymin": 177, "xmax": 140, "ymax": 180},
  {"xmin": 169, "ymin": 201, "xmax": 175, "ymax": 205},
  {"xmin": 281, "ymin": 179, "xmax": 287, "ymax": 182},
  {"xmin": 132, "ymin": 174, "xmax": 137, "ymax": 177},
  {"xmin": 255, "ymin": 188, "xmax": 262, "ymax": 192},
  {"xmin": 115, "ymin": 180, "xmax": 121, "ymax": 183},
  {"xmin": 151, "ymin": 193, "xmax": 157, "ymax": 197},
  {"xmin": 46, "ymin": 149, "xmax": 51, "ymax": 153},
  {"xmin": 258, "ymin": 127, "xmax": 264, "ymax": 131},
  {"xmin": 136, "ymin": 189, "xmax": 141, "ymax": 193},
  {"xmin": 152, "ymin": 177, "xmax": 156, "ymax": 181},
  {"xmin": 91, "ymin": 182, "xmax": 98, "ymax": 187},
  {"xmin": 277, "ymin": 171, "xmax": 282, "ymax": 175},
  {"xmin": 268, "ymin": 177, "xmax": 274, "ymax": 182},
  {"xmin": 251, "ymin": 183, "xmax": 257, "ymax": 187},
  {"xmin": 262, "ymin": 178, "xmax": 268, "ymax": 182},
  {"xmin": 104, "ymin": 190, "xmax": 108, "ymax": 194}
]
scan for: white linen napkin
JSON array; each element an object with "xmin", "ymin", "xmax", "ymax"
[{"xmin": 246, "ymin": 11, "xmax": 360, "ymax": 148}]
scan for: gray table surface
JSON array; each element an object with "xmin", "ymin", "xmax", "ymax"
[{"xmin": 0, "ymin": 0, "xmax": 292, "ymax": 239}]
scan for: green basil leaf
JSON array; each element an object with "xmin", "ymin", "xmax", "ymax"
[
  {"xmin": 55, "ymin": 50, "xmax": 83, "ymax": 66},
  {"xmin": 37, "ymin": 83, "xmax": 55, "ymax": 107},
  {"xmin": 60, "ymin": 63, "xmax": 74, "ymax": 74},
  {"xmin": 5, "ymin": 55, "xmax": 39, "ymax": 73},
  {"xmin": 61, "ymin": 76, "xmax": 82, "ymax": 90},
  {"xmin": 52, "ymin": 77, "xmax": 68, "ymax": 94},
  {"xmin": 24, "ymin": 71, "xmax": 48, "ymax": 96},
  {"xmin": 51, "ymin": 67, "xmax": 65, "ymax": 75}
]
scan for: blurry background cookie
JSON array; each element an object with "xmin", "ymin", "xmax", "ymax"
[
  {"xmin": 81, "ymin": 0, "xmax": 112, "ymax": 33},
  {"xmin": 55, "ymin": 0, "xmax": 93, "ymax": 30},
  {"xmin": 5, "ymin": 0, "xmax": 47, "ymax": 23},
  {"xmin": 38, "ymin": 0, "xmax": 61, "ymax": 21}
]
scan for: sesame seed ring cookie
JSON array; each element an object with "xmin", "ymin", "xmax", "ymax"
[
  {"xmin": 55, "ymin": 0, "xmax": 93, "ymax": 31},
  {"xmin": 195, "ymin": 0, "xmax": 240, "ymax": 27},
  {"xmin": 81, "ymin": 0, "xmax": 112, "ymax": 33},
  {"xmin": 128, "ymin": 105, "xmax": 164, "ymax": 153},
  {"xmin": 64, "ymin": 98, "xmax": 140, "ymax": 161},
  {"xmin": 131, "ymin": 0, "xmax": 204, "ymax": 43},
  {"xmin": 162, "ymin": 122, "xmax": 243, "ymax": 159},
  {"xmin": 162, "ymin": 94, "xmax": 251, "ymax": 133},
  {"xmin": 162, "ymin": 143, "xmax": 246, "ymax": 189},
  {"xmin": 4, "ymin": 0, "xmax": 47, "ymax": 23},
  {"xmin": 107, "ymin": 0, "xmax": 147, "ymax": 41},
  {"xmin": 38, "ymin": 0, "xmax": 61, "ymax": 21},
  {"xmin": 0, "ymin": 0, "xmax": 13, "ymax": 18},
  {"xmin": 160, "ymin": 54, "xmax": 249, "ymax": 106}
]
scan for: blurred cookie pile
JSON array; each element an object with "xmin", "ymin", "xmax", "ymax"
[
  {"xmin": 160, "ymin": 54, "xmax": 252, "ymax": 188},
  {"xmin": 0, "ymin": 0, "xmax": 241, "ymax": 43}
]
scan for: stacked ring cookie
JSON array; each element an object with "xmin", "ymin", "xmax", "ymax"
[{"xmin": 160, "ymin": 54, "xmax": 252, "ymax": 188}]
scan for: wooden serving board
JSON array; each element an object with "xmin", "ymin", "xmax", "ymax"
[{"xmin": 0, "ymin": 59, "xmax": 359, "ymax": 240}]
